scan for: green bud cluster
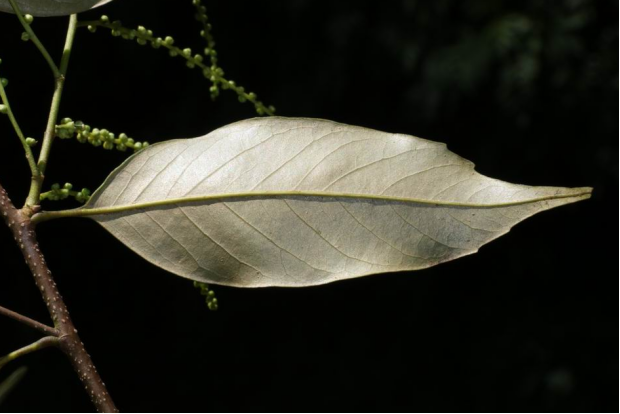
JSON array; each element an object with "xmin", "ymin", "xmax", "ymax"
[
  {"xmin": 80, "ymin": 15, "xmax": 276, "ymax": 116},
  {"xmin": 192, "ymin": 0, "xmax": 218, "ymax": 73},
  {"xmin": 20, "ymin": 16, "xmax": 34, "ymax": 42},
  {"xmin": 54, "ymin": 118, "xmax": 149, "ymax": 153},
  {"xmin": 193, "ymin": 281, "xmax": 218, "ymax": 311},
  {"xmin": 40, "ymin": 182, "xmax": 91, "ymax": 204}
]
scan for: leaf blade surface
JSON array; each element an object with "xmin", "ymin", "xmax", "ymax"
[
  {"xmin": 79, "ymin": 117, "xmax": 591, "ymax": 287},
  {"xmin": 0, "ymin": 0, "xmax": 113, "ymax": 17}
]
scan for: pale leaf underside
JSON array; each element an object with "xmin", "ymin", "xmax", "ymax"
[
  {"xmin": 70, "ymin": 117, "xmax": 590, "ymax": 287},
  {"xmin": 0, "ymin": 0, "xmax": 113, "ymax": 16}
]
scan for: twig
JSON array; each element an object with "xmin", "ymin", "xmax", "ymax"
[
  {"xmin": 0, "ymin": 183, "xmax": 118, "ymax": 412},
  {"xmin": 0, "ymin": 305, "xmax": 59, "ymax": 337},
  {"xmin": 0, "ymin": 336, "xmax": 59, "ymax": 370}
]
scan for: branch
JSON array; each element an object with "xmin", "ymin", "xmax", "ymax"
[
  {"xmin": 0, "ymin": 183, "xmax": 118, "ymax": 412},
  {"xmin": 0, "ymin": 305, "xmax": 59, "ymax": 337},
  {"xmin": 7, "ymin": 0, "xmax": 61, "ymax": 78},
  {"xmin": 0, "ymin": 336, "xmax": 59, "ymax": 371}
]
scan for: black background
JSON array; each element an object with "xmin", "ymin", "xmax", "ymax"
[{"xmin": 0, "ymin": 0, "xmax": 617, "ymax": 412}]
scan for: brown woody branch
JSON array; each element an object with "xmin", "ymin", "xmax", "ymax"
[
  {"xmin": 0, "ymin": 182, "xmax": 118, "ymax": 413},
  {"xmin": 0, "ymin": 305, "xmax": 59, "ymax": 337}
]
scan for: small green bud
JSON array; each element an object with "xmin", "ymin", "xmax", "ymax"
[
  {"xmin": 169, "ymin": 50, "xmax": 178, "ymax": 57},
  {"xmin": 164, "ymin": 36, "xmax": 174, "ymax": 45},
  {"xmin": 103, "ymin": 141, "xmax": 114, "ymax": 150},
  {"xmin": 24, "ymin": 14, "xmax": 34, "ymax": 24},
  {"xmin": 111, "ymin": 29, "xmax": 121, "ymax": 37},
  {"xmin": 238, "ymin": 95, "xmax": 247, "ymax": 103},
  {"xmin": 0, "ymin": 105, "xmax": 7, "ymax": 115},
  {"xmin": 25, "ymin": 137, "xmax": 37, "ymax": 146},
  {"xmin": 119, "ymin": 133, "xmax": 128, "ymax": 142},
  {"xmin": 137, "ymin": 38, "xmax": 147, "ymax": 46},
  {"xmin": 21, "ymin": 32, "xmax": 30, "ymax": 42},
  {"xmin": 1, "ymin": 78, "xmax": 8, "ymax": 87},
  {"xmin": 87, "ymin": 25, "xmax": 97, "ymax": 33},
  {"xmin": 116, "ymin": 143, "xmax": 127, "ymax": 152},
  {"xmin": 61, "ymin": 118, "xmax": 72, "ymax": 124},
  {"xmin": 63, "ymin": 183, "xmax": 73, "ymax": 190},
  {"xmin": 133, "ymin": 142, "xmax": 142, "ymax": 151},
  {"xmin": 186, "ymin": 61, "xmax": 195, "ymax": 69},
  {"xmin": 182, "ymin": 48, "xmax": 192, "ymax": 57},
  {"xmin": 51, "ymin": 183, "xmax": 60, "ymax": 191},
  {"xmin": 194, "ymin": 54, "xmax": 203, "ymax": 63},
  {"xmin": 100, "ymin": 15, "xmax": 109, "ymax": 23},
  {"xmin": 137, "ymin": 26, "xmax": 146, "ymax": 34}
]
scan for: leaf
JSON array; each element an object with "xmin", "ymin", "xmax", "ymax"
[
  {"xmin": 0, "ymin": 367, "xmax": 27, "ymax": 406},
  {"xmin": 68, "ymin": 117, "xmax": 591, "ymax": 287},
  {"xmin": 0, "ymin": 0, "xmax": 113, "ymax": 17}
]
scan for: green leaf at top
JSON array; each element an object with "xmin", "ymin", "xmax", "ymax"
[
  {"xmin": 0, "ymin": 0, "xmax": 113, "ymax": 16},
  {"xmin": 62, "ymin": 117, "xmax": 591, "ymax": 287}
]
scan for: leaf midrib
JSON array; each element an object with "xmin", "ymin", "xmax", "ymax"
[{"xmin": 32, "ymin": 189, "xmax": 592, "ymax": 224}]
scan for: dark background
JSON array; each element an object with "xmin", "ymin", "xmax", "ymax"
[{"xmin": 0, "ymin": 0, "xmax": 617, "ymax": 412}]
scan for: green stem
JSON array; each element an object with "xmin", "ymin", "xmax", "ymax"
[
  {"xmin": 0, "ymin": 337, "xmax": 59, "ymax": 371},
  {"xmin": 7, "ymin": 0, "xmax": 61, "ymax": 79},
  {"xmin": 25, "ymin": 14, "xmax": 78, "ymax": 208},
  {"xmin": 0, "ymin": 78, "xmax": 39, "ymax": 178}
]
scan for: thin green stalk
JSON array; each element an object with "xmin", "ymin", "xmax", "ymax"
[
  {"xmin": 25, "ymin": 14, "xmax": 78, "ymax": 208},
  {"xmin": 7, "ymin": 0, "xmax": 61, "ymax": 79},
  {"xmin": 0, "ymin": 337, "xmax": 59, "ymax": 371},
  {"xmin": 0, "ymin": 78, "xmax": 39, "ymax": 178}
]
